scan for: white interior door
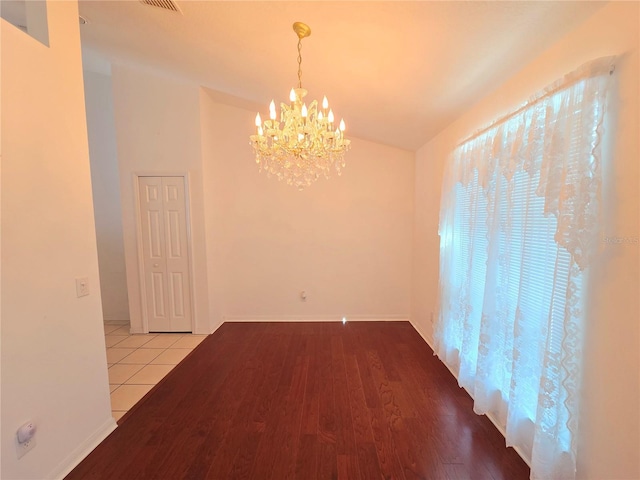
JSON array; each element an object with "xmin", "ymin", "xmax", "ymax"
[{"xmin": 138, "ymin": 176, "xmax": 192, "ymax": 332}]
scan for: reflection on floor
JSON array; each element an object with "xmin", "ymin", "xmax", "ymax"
[{"xmin": 104, "ymin": 320, "xmax": 207, "ymax": 422}]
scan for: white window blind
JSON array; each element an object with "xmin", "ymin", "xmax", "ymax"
[{"xmin": 435, "ymin": 58, "xmax": 613, "ymax": 480}]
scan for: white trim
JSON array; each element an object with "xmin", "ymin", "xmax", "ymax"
[
  {"xmin": 129, "ymin": 324, "xmax": 147, "ymax": 334},
  {"xmin": 102, "ymin": 313, "xmax": 131, "ymax": 322},
  {"xmin": 182, "ymin": 172, "xmax": 197, "ymax": 334},
  {"xmin": 132, "ymin": 172, "xmax": 196, "ymax": 333},
  {"xmin": 50, "ymin": 416, "xmax": 117, "ymax": 480},
  {"xmin": 409, "ymin": 318, "xmax": 532, "ymax": 469},
  {"xmin": 222, "ymin": 314, "xmax": 409, "ymax": 322},
  {"xmin": 132, "ymin": 173, "xmax": 149, "ymax": 333},
  {"xmin": 409, "ymin": 318, "xmax": 434, "ymax": 348},
  {"xmin": 485, "ymin": 415, "xmax": 532, "ymax": 468},
  {"xmin": 208, "ymin": 319, "xmax": 224, "ymax": 334}
]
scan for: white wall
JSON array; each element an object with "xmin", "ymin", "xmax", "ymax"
[
  {"xmin": 411, "ymin": 2, "xmax": 639, "ymax": 478},
  {"xmin": 108, "ymin": 64, "xmax": 413, "ymax": 330},
  {"xmin": 201, "ymin": 91, "xmax": 415, "ymax": 323},
  {"xmin": 111, "ymin": 65, "xmax": 211, "ymax": 334},
  {"xmin": 83, "ymin": 69, "xmax": 130, "ymax": 322},
  {"xmin": 0, "ymin": 2, "xmax": 115, "ymax": 478}
]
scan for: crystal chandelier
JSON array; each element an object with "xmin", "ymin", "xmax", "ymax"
[{"xmin": 249, "ymin": 22, "xmax": 351, "ymax": 190}]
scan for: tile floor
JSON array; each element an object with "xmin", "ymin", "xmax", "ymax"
[{"xmin": 104, "ymin": 320, "xmax": 208, "ymax": 422}]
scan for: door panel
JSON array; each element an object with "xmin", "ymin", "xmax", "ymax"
[
  {"xmin": 167, "ymin": 210, "xmax": 182, "ymax": 257},
  {"xmin": 170, "ymin": 272, "xmax": 185, "ymax": 317},
  {"xmin": 161, "ymin": 177, "xmax": 192, "ymax": 331},
  {"xmin": 151, "ymin": 272, "xmax": 167, "ymax": 318},
  {"xmin": 147, "ymin": 211, "xmax": 163, "ymax": 258},
  {"xmin": 138, "ymin": 176, "xmax": 192, "ymax": 332}
]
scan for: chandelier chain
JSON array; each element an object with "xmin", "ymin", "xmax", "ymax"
[
  {"xmin": 297, "ymin": 38, "xmax": 303, "ymax": 89},
  {"xmin": 249, "ymin": 21, "xmax": 350, "ymax": 190}
]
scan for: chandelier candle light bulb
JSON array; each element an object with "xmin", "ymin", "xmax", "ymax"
[{"xmin": 249, "ymin": 22, "xmax": 351, "ymax": 190}]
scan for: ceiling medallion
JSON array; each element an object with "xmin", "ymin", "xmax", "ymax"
[{"xmin": 249, "ymin": 22, "xmax": 350, "ymax": 190}]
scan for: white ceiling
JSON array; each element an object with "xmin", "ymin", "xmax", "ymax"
[{"xmin": 78, "ymin": 1, "xmax": 606, "ymax": 151}]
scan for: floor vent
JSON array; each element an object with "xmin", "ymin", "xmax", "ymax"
[{"xmin": 139, "ymin": 0, "xmax": 182, "ymax": 14}]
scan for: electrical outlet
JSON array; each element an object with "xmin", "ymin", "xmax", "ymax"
[
  {"xmin": 16, "ymin": 436, "xmax": 36, "ymax": 459},
  {"xmin": 76, "ymin": 277, "xmax": 90, "ymax": 297}
]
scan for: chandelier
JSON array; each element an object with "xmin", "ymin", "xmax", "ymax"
[{"xmin": 249, "ymin": 22, "xmax": 351, "ymax": 190}]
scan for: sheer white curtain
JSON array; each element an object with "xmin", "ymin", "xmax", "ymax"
[{"xmin": 435, "ymin": 57, "xmax": 613, "ymax": 480}]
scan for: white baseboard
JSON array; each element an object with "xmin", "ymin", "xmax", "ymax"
[
  {"xmin": 222, "ymin": 314, "xmax": 409, "ymax": 322},
  {"xmin": 409, "ymin": 318, "xmax": 532, "ymax": 468},
  {"xmin": 409, "ymin": 318, "xmax": 435, "ymax": 350},
  {"xmin": 103, "ymin": 315, "xmax": 130, "ymax": 322},
  {"xmin": 51, "ymin": 416, "xmax": 117, "ymax": 480},
  {"xmin": 194, "ymin": 319, "xmax": 224, "ymax": 335},
  {"xmin": 103, "ymin": 319, "xmax": 129, "ymax": 325}
]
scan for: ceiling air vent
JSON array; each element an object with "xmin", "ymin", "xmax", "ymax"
[{"xmin": 139, "ymin": 0, "xmax": 182, "ymax": 14}]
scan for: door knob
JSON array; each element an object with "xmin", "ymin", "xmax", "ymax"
[{"xmin": 153, "ymin": 263, "xmax": 159, "ymax": 267}]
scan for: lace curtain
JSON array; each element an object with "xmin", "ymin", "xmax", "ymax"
[{"xmin": 435, "ymin": 57, "xmax": 613, "ymax": 480}]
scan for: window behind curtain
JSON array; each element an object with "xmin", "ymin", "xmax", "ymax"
[{"xmin": 435, "ymin": 58, "xmax": 613, "ymax": 480}]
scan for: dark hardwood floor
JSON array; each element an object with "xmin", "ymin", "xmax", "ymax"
[{"xmin": 66, "ymin": 322, "xmax": 530, "ymax": 479}]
